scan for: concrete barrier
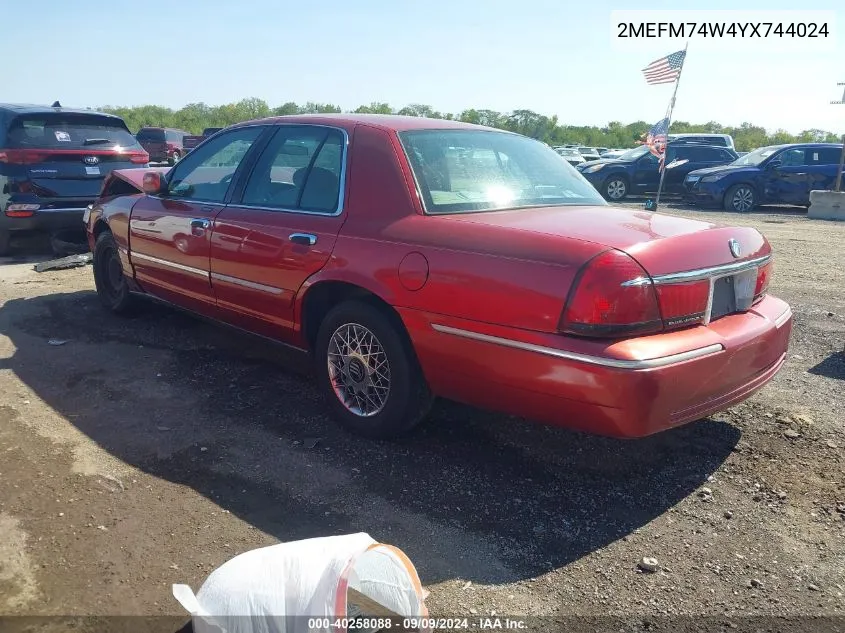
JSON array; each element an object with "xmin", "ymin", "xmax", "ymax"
[{"xmin": 808, "ymin": 190, "xmax": 845, "ymax": 221}]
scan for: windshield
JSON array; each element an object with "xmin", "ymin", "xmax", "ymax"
[
  {"xmin": 615, "ymin": 145, "xmax": 650, "ymax": 161},
  {"xmin": 731, "ymin": 145, "xmax": 781, "ymax": 166},
  {"xmin": 7, "ymin": 114, "xmax": 140, "ymax": 150},
  {"xmin": 400, "ymin": 130, "xmax": 607, "ymax": 214}
]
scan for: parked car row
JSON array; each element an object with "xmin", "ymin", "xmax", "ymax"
[
  {"xmin": 577, "ymin": 141, "xmax": 739, "ymax": 200},
  {"xmin": 571, "ymin": 131, "xmax": 844, "ymax": 213}
]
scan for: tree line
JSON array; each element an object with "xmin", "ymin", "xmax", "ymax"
[{"xmin": 100, "ymin": 98, "xmax": 843, "ymax": 153}]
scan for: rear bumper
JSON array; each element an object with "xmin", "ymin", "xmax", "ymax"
[
  {"xmin": 0, "ymin": 206, "xmax": 88, "ymax": 234},
  {"xmin": 400, "ymin": 294, "xmax": 793, "ymax": 438}
]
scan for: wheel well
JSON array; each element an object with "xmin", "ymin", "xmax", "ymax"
[
  {"xmin": 93, "ymin": 219, "xmax": 110, "ymax": 238},
  {"xmin": 301, "ymin": 281, "xmax": 405, "ymax": 351}
]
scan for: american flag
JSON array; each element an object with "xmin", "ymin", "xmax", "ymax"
[
  {"xmin": 642, "ymin": 50, "xmax": 686, "ymax": 85},
  {"xmin": 646, "ymin": 117, "xmax": 669, "ymax": 171}
]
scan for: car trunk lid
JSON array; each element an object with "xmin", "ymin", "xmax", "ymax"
[{"xmin": 444, "ymin": 204, "xmax": 769, "ymax": 274}]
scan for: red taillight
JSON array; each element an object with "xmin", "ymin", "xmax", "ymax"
[
  {"xmin": 560, "ymin": 250, "xmax": 663, "ymax": 337},
  {"xmin": 0, "ymin": 149, "xmax": 48, "ymax": 164},
  {"xmin": 655, "ymin": 280, "xmax": 710, "ymax": 329},
  {"xmin": 129, "ymin": 151, "xmax": 149, "ymax": 164},
  {"xmin": 5, "ymin": 203, "xmax": 40, "ymax": 217},
  {"xmin": 754, "ymin": 260, "xmax": 773, "ymax": 300}
]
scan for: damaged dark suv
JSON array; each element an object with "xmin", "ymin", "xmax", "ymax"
[{"xmin": 0, "ymin": 102, "xmax": 149, "ymax": 256}]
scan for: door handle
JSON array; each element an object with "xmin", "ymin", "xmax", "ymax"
[
  {"xmin": 289, "ymin": 233, "xmax": 317, "ymax": 246},
  {"xmin": 191, "ymin": 218, "xmax": 211, "ymax": 229}
]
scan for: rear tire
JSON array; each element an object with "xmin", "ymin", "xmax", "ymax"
[
  {"xmin": 0, "ymin": 230, "xmax": 10, "ymax": 257},
  {"xmin": 93, "ymin": 231, "xmax": 136, "ymax": 315},
  {"xmin": 723, "ymin": 184, "xmax": 756, "ymax": 212},
  {"xmin": 315, "ymin": 300, "xmax": 434, "ymax": 439},
  {"xmin": 603, "ymin": 176, "xmax": 628, "ymax": 201}
]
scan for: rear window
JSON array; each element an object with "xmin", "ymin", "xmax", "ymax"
[
  {"xmin": 7, "ymin": 114, "xmax": 140, "ymax": 150},
  {"xmin": 400, "ymin": 129, "xmax": 607, "ymax": 214},
  {"xmin": 136, "ymin": 128, "xmax": 166, "ymax": 142},
  {"xmin": 674, "ymin": 135, "xmax": 728, "ymax": 147}
]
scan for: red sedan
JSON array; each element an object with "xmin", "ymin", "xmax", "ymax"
[{"xmin": 84, "ymin": 115, "xmax": 792, "ymax": 439}]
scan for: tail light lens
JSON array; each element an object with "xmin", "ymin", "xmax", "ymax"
[
  {"xmin": 655, "ymin": 280, "xmax": 710, "ymax": 329},
  {"xmin": 5, "ymin": 203, "xmax": 40, "ymax": 217},
  {"xmin": 0, "ymin": 149, "xmax": 149, "ymax": 164},
  {"xmin": 560, "ymin": 250, "xmax": 663, "ymax": 337},
  {"xmin": 0, "ymin": 149, "xmax": 49, "ymax": 164},
  {"xmin": 128, "ymin": 151, "xmax": 150, "ymax": 164},
  {"xmin": 754, "ymin": 260, "xmax": 773, "ymax": 301}
]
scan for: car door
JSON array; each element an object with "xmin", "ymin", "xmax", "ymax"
[
  {"xmin": 128, "ymin": 125, "xmax": 268, "ymax": 313},
  {"xmin": 209, "ymin": 124, "xmax": 348, "ymax": 343},
  {"xmin": 632, "ymin": 151, "xmax": 660, "ymax": 192},
  {"xmin": 762, "ymin": 147, "xmax": 811, "ymax": 205},
  {"xmin": 662, "ymin": 145, "xmax": 697, "ymax": 190}
]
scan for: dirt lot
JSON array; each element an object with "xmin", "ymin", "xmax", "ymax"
[{"xmin": 0, "ymin": 203, "xmax": 843, "ymax": 631}]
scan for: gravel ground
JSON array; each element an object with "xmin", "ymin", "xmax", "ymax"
[{"xmin": 0, "ymin": 203, "xmax": 843, "ymax": 632}]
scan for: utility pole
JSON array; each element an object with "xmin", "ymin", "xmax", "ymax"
[{"xmin": 832, "ymin": 82, "xmax": 845, "ymax": 192}]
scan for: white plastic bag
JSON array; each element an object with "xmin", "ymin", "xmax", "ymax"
[{"xmin": 173, "ymin": 532, "xmax": 429, "ymax": 633}]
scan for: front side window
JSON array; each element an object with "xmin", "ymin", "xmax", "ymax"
[
  {"xmin": 240, "ymin": 126, "xmax": 345, "ymax": 213},
  {"xmin": 399, "ymin": 130, "xmax": 606, "ymax": 214},
  {"xmin": 166, "ymin": 126, "xmax": 265, "ymax": 203},
  {"xmin": 778, "ymin": 148, "xmax": 807, "ymax": 167}
]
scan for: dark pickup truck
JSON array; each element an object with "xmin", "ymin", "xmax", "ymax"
[{"xmin": 182, "ymin": 127, "xmax": 223, "ymax": 153}]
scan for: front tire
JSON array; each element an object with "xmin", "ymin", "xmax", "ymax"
[
  {"xmin": 603, "ymin": 176, "xmax": 628, "ymax": 201},
  {"xmin": 93, "ymin": 231, "xmax": 136, "ymax": 314},
  {"xmin": 724, "ymin": 184, "xmax": 756, "ymax": 212},
  {"xmin": 315, "ymin": 300, "xmax": 433, "ymax": 439}
]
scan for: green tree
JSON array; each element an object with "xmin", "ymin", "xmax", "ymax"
[{"xmin": 100, "ymin": 98, "xmax": 843, "ymax": 150}]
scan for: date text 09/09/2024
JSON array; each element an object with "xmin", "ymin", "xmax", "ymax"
[
  {"xmin": 617, "ymin": 22, "xmax": 830, "ymax": 38},
  {"xmin": 306, "ymin": 617, "xmax": 528, "ymax": 630}
]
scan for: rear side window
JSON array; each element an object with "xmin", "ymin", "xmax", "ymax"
[
  {"xmin": 241, "ymin": 126, "xmax": 345, "ymax": 213},
  {"xmin": 683, "ymin": 146, "xmax": 724, "ymax": 161},
  {"xmin": 719, "ymin": 149, "xmax": 736, "ymax": 161},
  {"xmin": 7, "ymin": 114, "xmax": 140, "ymax": 150},
  {"xmin": 812, "ymin": 148, "xmax": 843, "ymax": 164},
  {"xmin": 136, "ymin": 128, "xmax": 165, "ymax": 142}
]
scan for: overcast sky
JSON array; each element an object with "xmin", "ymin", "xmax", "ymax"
[{"xmin": 5, "ymin": 0, "xmax": 844, "ymax": 134}]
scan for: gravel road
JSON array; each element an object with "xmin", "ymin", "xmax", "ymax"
[{"xmin": 0, "ymin": 204, "xmax": 843, "ymax": 632}]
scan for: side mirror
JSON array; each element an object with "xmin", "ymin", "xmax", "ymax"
[
  {"xmin": 142, "ymin": 171, "xmax": 166, "ymax": 195},
  {"xmin": 767, "ymin": 158, "xmax": 782, "ymax": 170}
]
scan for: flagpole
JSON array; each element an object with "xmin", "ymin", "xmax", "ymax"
[{"xmin": 653, "ymin": 40, "xmax": 689, "ymax": 210}]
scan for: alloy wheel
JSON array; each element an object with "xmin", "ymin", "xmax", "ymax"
[
  {"xmin": 606, "ymin": 179, "xmax": 627, "ymax": 200},
  {"xmin": 731, "ymin": 187, "xmax": 754, "ymax": 212},
  {"xmin": 327, "ymin": 323, "xmax": 391, "ymax": 417}
]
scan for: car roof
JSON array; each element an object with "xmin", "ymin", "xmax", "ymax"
[
  {"xmin": 229, "ymin": 113, "xmax": 508, "ymax": 134},
  {"xmin": 0, "ymin": 102, "xmax": 122, "ymax": 119},
  {"xmin": 760, "ymin": 143, "xmax": 843, "ymax": 150}
]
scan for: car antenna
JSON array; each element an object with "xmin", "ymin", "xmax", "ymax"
[{"xmin": 51, "ymin": 100, "xmax": 62, "ymax": 108}]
